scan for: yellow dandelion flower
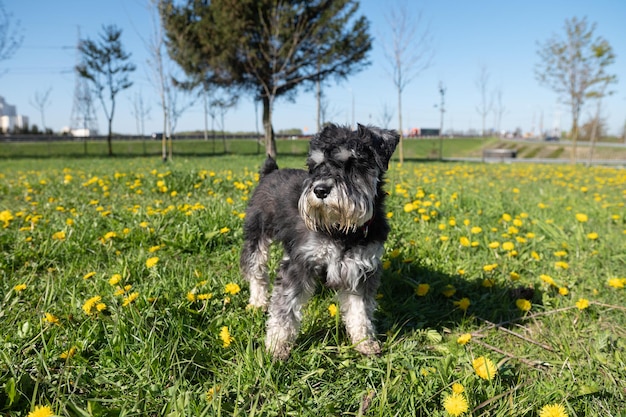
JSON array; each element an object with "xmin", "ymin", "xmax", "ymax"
[
  {"xmin": 540, "ymin": 274, "xmax": 556, "ymax": 286},
  {"xmin": 502, "ymin": 213, "xmax": 512, "ymax": 222},
  {"xmin": 1, "ymin": 209, "xmax": 14, "ymax": 227},
  {"xmin": 575, "ymin": 298, "xmax": 589, "ymax": 310},
  {"xmin": 515, "ymin": 299, "xmax": 532, "ymax": 312},
  {"xmin": 148, "ymin": 245, "xmax": 162, "ymax": 253},
  {"xmin": 122, "ymin": 292, "xmax": 139, "ymax": 307},
  {"xmin": 586, "ymin": 232, "xmax": 599, "ymax": 240},
  {"xmin": 206, "ymin": 386, "xmax": 221, "ymax": 401},
  {"xmin": 442, "ymin": 284, "xmax": 456, "ymax": 298},
  {"xmin": 220, "ymin": 326, "xmax": 233, "ymax": 347},
  {"xmin": 470, "ymin": 226, "xmax": 482, "ymax": 234},
  {"xmin": 558, "ymin": 287, "xmax": 569, "ymax": 296},
  {"xmin": 457, "ymin": 333, "xmax": 472, "ymax": 345},
  {"xmin": 146, "ymin": 257, "xmax": 159, "ymax": 268},
  {"xmin": 52, "ymin": 231, "xmax": 66, "ymax": 240},
  {"xmin": 452, "ymin": 383, "xmax": 465, "ymax": 394},
  {"xmin": 328, "ymin": 303, "xmax": 338, "ymax": 317},
  {"xmin": 186, "ymin": 291, "xmax": 196, "ymax": 302},
  {"xmin": 224, "ymin": 283, "xmax": 241, "ymax": 295},
  {"xmin": 502, "ymin": 241, "xmax": 515, "ymax": 251},
  {"xmin": 83, "ymin": 271, "xmax": 96, "ymax": 280},
  {"xmin": 482, "ymin": 279, "xmax": 495, "ymax": 288},
  {"xmin": 27, "ymin": 405, "xmax": 54, "ymax": 417},
  {"xmin": 109, "ymin": 274, "xmax": 121, "ymax": 286},
  {"xmin": 459, "ymin": 237, "xmax": 470, "ymax": 247},
  {"xmin": 510, "ymin": 271, "xmax": 520, "ymax": 280},
  {"xmin": 403, "ymin": 202, "xmax": 415, "ymax": 212},
  {"xmin": 415, "ymin": 283, "xmax": 430, "ymax": 296},
  {"xmin": 488, "ymin": 241, "xmax": 500, "ymax": 249},
  {"xmin": 442, "ymin": 393, "xmax": 469, "ymax": 416},
  {"xmin": 103, "ymin": 231, "xmax": 117, "ymax": 240},
  {"xmin": 472, "ymin": 356, "xmax": 497, "ymax": 380},
  {"xmin": 82, "ymin": 295, "xmax": 103, "ymax": 315},
  {"xmin": 454, "ymin": 297, "xmax": 471, "ymax": 312},
  {"xmin": 531, "ymin": 251, "xmax": 541, "ymax": 260},
  {"xmin": 539, "ymin": 403, "xmax": 568, "ymax": 417},
  {"xmin": 483, "ymin": 263, "xmax": 498, "ymax": 272},
  {"xmin": 197, "ymin": 293, "xmax": 212, "ymax": 300},
  {"xmin": 13, "ymin": 283, "xmax": 27, "ymax": 292},
  {"xmin": 607, "ymin": 277, "xmax": 625, "ymax": 289},
  {"xmin": 220, "ymin": 227, "xmax": 230, "ymax": 234},
  {"xmin": 555, "ymin": 261, "xmax": 569, "ymax": 270},
  {"xmin": 59, "ymin": 346, "xmax": 77, "ymax": 359},
  {"xmin": 575, "ymin": 213, "xmax": 588, "ymax": 223},
  {"xmin": 43, "ymin": 313, "xmax": 60, "ymax": 325}
]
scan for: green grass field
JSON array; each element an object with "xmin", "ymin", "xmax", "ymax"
[
  {"xmin": 1, "ymin": 152, "xmax": 625, "ymax": 416},
  {"xmin": 0, "ymin": 137, "xmax": 489, "ymax": 160}
]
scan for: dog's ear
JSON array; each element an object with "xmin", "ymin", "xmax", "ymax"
[{"xmin": 358, "ymin": 124, "xmax": 399, "ymax": 171}]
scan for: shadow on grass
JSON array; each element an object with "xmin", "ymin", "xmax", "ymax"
[{"xmin": 375, "ymin": 263, "xmax": 533, "ymax": 338}]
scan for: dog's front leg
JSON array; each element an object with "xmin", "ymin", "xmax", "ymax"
[
  {"xmin": 265, "ymin": 260, "xmax": 317, "ymax": 360},
  {"xmin": 338, "ymin": 275, "xmax": 382, "ymax": 356}
]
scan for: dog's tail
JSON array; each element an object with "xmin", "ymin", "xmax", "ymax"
[{"xmin": 259, "ymin": 155, "xmax": 279, "ymax": 178}]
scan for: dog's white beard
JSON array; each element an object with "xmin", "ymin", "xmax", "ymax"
[{"xmin": 298, "ymin": 183, "xmax": 373, "ymax": 233}]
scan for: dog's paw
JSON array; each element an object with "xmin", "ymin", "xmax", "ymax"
[
  {"xmin": 246, "ymin": 297, "xmax": 268, "ymax": 311},
  {"xmin": 354, "ymin": 339, "xmax": 382, "ymax": 356},
  {"xmin": 267, "ymin": 342, "xmax": 292, "ymax": 361}
]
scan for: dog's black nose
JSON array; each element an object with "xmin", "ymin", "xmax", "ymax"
[{"xmin": 313, "ymin": 184, "xmax": 331, "ymax": 199}]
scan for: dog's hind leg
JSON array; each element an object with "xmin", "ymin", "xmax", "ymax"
[
  {"xmin": 265, "ymin": 259, "xmax": 317, "ymax": 360},
  {"xmin": 240, "ymin": 237, "xmax": 272, "ymax": 309}
]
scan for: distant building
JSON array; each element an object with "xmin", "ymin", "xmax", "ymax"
[{"xmin": 0, "ymin": 96, "xmax": 29, "ymax": 132}]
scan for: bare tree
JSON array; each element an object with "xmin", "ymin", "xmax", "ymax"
[
  {"xmin": 492, "ymin": 86, "xmax": 506, "ymax": 137},
  {"xmin": 587, "ymin": 79, "xmax": 614, "ymax": 165},
  {"xmin": 437, "ymin": 81, "xmax": 446, "ymax": 160},
  {"xmin": 475, "ymin": 65, "xmax": 493, "ymax": 137},
  {"xmin": 0, "ymin": 1, "xmax": 22, "ymax": 76},
  {"xmin": 536, "ymin": 16, "xmax": 617, "ymax": 162},
  {"xmin": 30, "ymin": 87, "xmax": 52, "ymax": 133},
  {"xmin": 130, "ymin": 90, "xmax": 151, "ymax": 137},
  {"xmin": 144, "ymin": 0, "xmax": 170, "ymax": 162},
  {"xmin": 381, "ymin": 0, "xmax": 434, "ymax": 163},
  {"xmin": 377, "ymin": 103, "xmax": 394, "ymax": 130}
]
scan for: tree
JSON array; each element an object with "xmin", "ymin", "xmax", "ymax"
[
  {"xmin": 76, "ymin": 24, "xmax": 136, "ymax": 156},
  {"xmin": 492, "ymin": 86, "xmax": 506, "ymax": 137},
  {"xmin": 161, "ymin": 0, "xmax": 372, "ymax": 159},
  {"xmin": 380, "ymin": 0, "xmax": 434, "ymax": 163},
  {"xmin": 535, "ymin": 16, "xmax": 616, "ymax": 162},
  {"xmin": 0, "ymin": 1, "xmax": 23, "ymax": 76},
  {"xmin": 30, "ymin": 87, "xmax": 52, "ymax": 133},
  {"xmin": 475, "ymin": 65, "xmax": 492, "ymax": 137}
]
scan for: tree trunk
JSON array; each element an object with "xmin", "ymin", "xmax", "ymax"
[
  {"xmin": 262, "ymin": 95, "xmax": 277, "ymax": 159},
  {"xmin": 397, "ymin": 86, "xmax": 404, "ymax": 164},
  {"xmin": 107, "ymin": 117, "xmax": 113, "ymax": 156},
  {"xmin": 570, "ymin": 104, "xmax": 580, "ymax": 164},
  {"xmin": 588, "ymin": 100, "xmax": 601, "ymax": 166}
]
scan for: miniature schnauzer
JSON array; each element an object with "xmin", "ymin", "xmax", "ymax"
[{"xmin": 240, "ymin": 124, "xmax": 399, "ymax": 360}]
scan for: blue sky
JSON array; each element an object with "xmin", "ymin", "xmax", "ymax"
[{"xmin": 2, "ymin": 0, "xmax": 626, "ymax": 136}]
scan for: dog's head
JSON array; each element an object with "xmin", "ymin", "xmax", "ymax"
[{"xmin": 299, "ymin": 124, "xmax": 399, "ymax": 233}]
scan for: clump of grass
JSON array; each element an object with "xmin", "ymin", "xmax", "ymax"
[{"xmin": 1, "ymin": 157, "xmax": 625, "ymax": 416}]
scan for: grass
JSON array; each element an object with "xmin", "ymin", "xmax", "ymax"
[
  {"xmin": 1, "ymin": 152, "xmax": 625, "ymax": 416},
  {"xmin": 0, "ymin": 137, "xmax": 488, "ymax": 160}
]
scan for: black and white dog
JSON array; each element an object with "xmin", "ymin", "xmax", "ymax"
[{"xmin": 240, "ymin": 124, "xmax": 399, "ymax": 360}]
